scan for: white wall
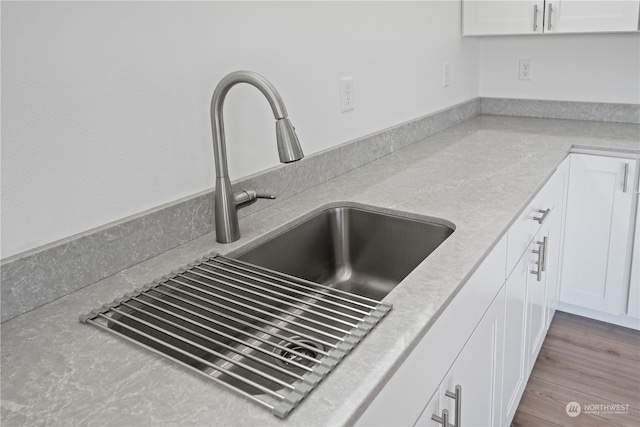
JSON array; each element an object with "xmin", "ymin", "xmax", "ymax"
[
  {"xmin": 479, "ymin": 33, "xmax": 640, "ymax": 103},
  {"xmin": 1, "ymin": 1, "xmax": 480, "ymax": 259}
]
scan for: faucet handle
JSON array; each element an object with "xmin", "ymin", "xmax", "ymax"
[
  {"xmin": 255, "ymin": 193, "xmax": 276, "ymax": 200},
  {"xmin": 235, "ymin": 190, "xmax": 277, "ymax": 208}
]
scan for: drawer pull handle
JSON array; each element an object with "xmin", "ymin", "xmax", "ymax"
[
  {"xmin": 533, "ymin": 208, "xmax": 551, "ymax": 224},
  {"xmin": 533, "ymin": 4, "xmax": 539, "ymax": 31},
  {"xmin": 431, "ymin": 409, "xmax": 450, "ymax": 427},
  {"xmin": 445, "ymin": 385, "xmax": 462, "ymax": 427},
  {"xmin": 547, "ymin": 3, "xmax": 553, "ymax": 30},
  {"xmin": 538, "ymin": 237, "xmax": 548, "ymax": 272},
  {"xmin": 530, "ymin": 239, "xmax": 546, "ymax": 282}
]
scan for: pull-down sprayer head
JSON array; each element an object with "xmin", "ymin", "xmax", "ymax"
[{"xmin": 275, "ymin": 118, "xmax": 304, "ymax": 163}]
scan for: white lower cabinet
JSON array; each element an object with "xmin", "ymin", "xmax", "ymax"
[
  {"xmin": 357, "ymin": 160, "xmax": 569, "ymax": 427},
  {"xmin": 357, "ymin": 151, "xmax": 638, "ymax": 426},
  {"xmin": 416, "ymin": 287, "xmax": 505, "ymax": 427},
  {"xmin": 502, "ymin": 219, "xmax": 555, "ymax": 425},
  {"xmin": 501, "ymin": 242, "xmax": 529, "ymax": 425},
  {"xmin": 628, "ymin": 203, "xmax": 640, "ymax": 319},
  {"xmin": 415, "ymin": 391, "xmax": 440, "ymax": 427},
  {"xmin": 544, "ymin": 193, "xmax": 567, "ymax": 330},
  {"xmin": 525, "ymin": 222, "xmax": 550, "ymax": 375},
  {"xmin": 355, "ymin": 237, "xmax": 507, "ymax": 427},
  {"xmin": 559, "ymin": 153, "xmax": 638, "ymax": 327},
  {"xmin": 502, "ymin": 159, "xmax": 568, "ymax": 426}
]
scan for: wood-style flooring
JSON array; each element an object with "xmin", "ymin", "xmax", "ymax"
[{"xmin": 512, "ymin": 311, "xmax": 640, "ymax": 426}]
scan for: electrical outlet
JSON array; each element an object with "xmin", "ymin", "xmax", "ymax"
[
  {"xmin": 442, "ymin": 62, "xmax": 450, "ymax": 87},
  {"xmin": 519, "ymin": 59, "xmax": 533, "ymax": 80},
  {"xmin": 340, "ymin": 77, "xmax": 354, "ymax": 112}
]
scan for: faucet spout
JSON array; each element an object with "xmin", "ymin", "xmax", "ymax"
[{"xmin": 210, "ymin": 71, "xmax": 304, "ymax": 243}]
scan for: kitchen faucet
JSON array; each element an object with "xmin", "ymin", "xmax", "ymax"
[{"xmin": 210, "ymin": 71, "xmax": 304, "ymax": 243}]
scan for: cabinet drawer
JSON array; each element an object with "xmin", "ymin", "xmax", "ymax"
[{"xmin": 507, "ymin": 167, "xmax": 564, "ymax": 275}]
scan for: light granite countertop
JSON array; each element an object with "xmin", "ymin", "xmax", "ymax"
[{"xmin": 2, "ymin": 115, "xmax": 639, "ymax": 427}]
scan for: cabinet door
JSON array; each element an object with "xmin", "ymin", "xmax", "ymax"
[
  {"xmin": 544, "ymin": 205, "xmax": 564, "ymax": 329},
  {"xmin": 503, "ymin": 234, "xmax": 548, "ymax": 426},
  {"xmin": 544, "ymin": 159, "xmax": 570, "ymax": 329},
  {"xmin": 545, "ymin": 0, "xmax": 640, "ymax": 33},
  {"xmin": 355, "ymin": 237, "xmax": 507, "ymax": 427},
  {"xmin": 440, "ymin": 287, "xmax": 505, "ymax": 427},
  {"xmin": 526, "ymin": 224, "xmax": 549, "ymax": 376},
  {"xmin": 414, "ymin": 391, "xmax": 440, "ymax": 427},
  {"xmin": 502, "ymin": 245, "xmax": 529, "ymax": 426},
  {"xmin": 419, "ymin": 287, "xmax": 505, "ymax": 427},
  {"xmin": 463, "ymin": 0, "xmax": 544, "ymax": 35},
  {"xmin": 628, "ymin": 201, "xmax": 640, "ymax": 319},
  {"xmin": 561, "ymin": 155, "xmax": 636, "ymax": 315}
]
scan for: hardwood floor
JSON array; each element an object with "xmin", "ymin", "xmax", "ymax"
[{"xmin": 512, "ymin": 311, "xmax": 640, "ymax": 427}]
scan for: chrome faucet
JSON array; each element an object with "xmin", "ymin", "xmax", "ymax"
[{"xmin": 210, "ymin": 71, "xmax": 304, "ymax": 243}]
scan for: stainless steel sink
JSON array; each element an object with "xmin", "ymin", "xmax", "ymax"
[
  {"xmin": 236, "ymin": 206, "xmax": 454, "ymax": 301},
  {"xmin": 81, "ymin": 205, "xmax": 453, "ymax": 418}
]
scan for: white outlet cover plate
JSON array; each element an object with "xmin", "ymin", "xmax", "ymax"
[
  {"xmin": 340, "ymin": 77, "xmax": 354, "ymax": 112},
  {"xmin": 519, "ymin": 59, "xmax": 532, "ymax": 80}
]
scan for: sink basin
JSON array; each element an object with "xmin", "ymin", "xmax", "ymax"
[
  {"xmin": 84, "ymin": 205, "xmax": 453, "ymax": 417},
  {"xmin": 236, "ymin": 205, "xmax": 454, "ymax": 300}
]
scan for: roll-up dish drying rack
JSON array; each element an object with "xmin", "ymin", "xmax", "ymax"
[{"xmin": 80, "ymin": 254, "xmax": 392, "ymax": 418}]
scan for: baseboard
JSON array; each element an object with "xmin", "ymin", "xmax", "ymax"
[{"xmin": 557, "ymin": 302, "xmax": 640, "ymax": 331}]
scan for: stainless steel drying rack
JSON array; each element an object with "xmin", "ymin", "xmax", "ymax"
[{"xmin": 80, "ymin": 253, "xmax": 392, "ymax": 418}]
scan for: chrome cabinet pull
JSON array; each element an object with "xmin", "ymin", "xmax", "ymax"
[
  {"xmin": 623, "ymin": 163, "xmax": 629, "ymax": 193},
  {"xmin": 431, "ymin": 409, "xmax": 450, "ymax": 427},
  {"xmin": 547, "ymin": 3, "xmax": 553, "ymax": 30},
  {"xmin": 537, "ymin": 237, "xmax": 548, "ymax": 272},
  {"xmin": 533, "ymin": 4, "xmax": 539, "ymax": 31},
  {"xmin": 531, "ymin": 243, "xmax": 543, "ymax": 282},
  {"xmin": 533, "ymin": 208, "xmax": 551, "ymax": 224},
  {"xmin": 445, "ymin": 385, "xmax": 462, "ymax": 427}
]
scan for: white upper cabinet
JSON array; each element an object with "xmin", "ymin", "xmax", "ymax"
[
  {"xmin": 463, "ymin": 0, "xmax": 545, "ymax": 35},
  {"xmin": 463, "ymin": 0, "xmax": 640, "ymax": 35},
  {"xmin": 546, "ymin": 0, "xmax": 640, "ymax": 33}
]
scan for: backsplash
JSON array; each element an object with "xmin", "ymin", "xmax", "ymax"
[
  {"xmin": 481, "ymin": 98, "xmax": 640, "ymax": 124},
  {"xmin": 2, "ymin": 97, "xmax": 637, "ymax": 323},
  {"xmin": 0, "ymin": 98, "xmax": 481, "ymax": 323}
]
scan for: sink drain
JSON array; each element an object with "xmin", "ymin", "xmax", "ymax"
[{"xmin": 274, "ymin": 336, "xmax": 325, "ymax": 369}]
